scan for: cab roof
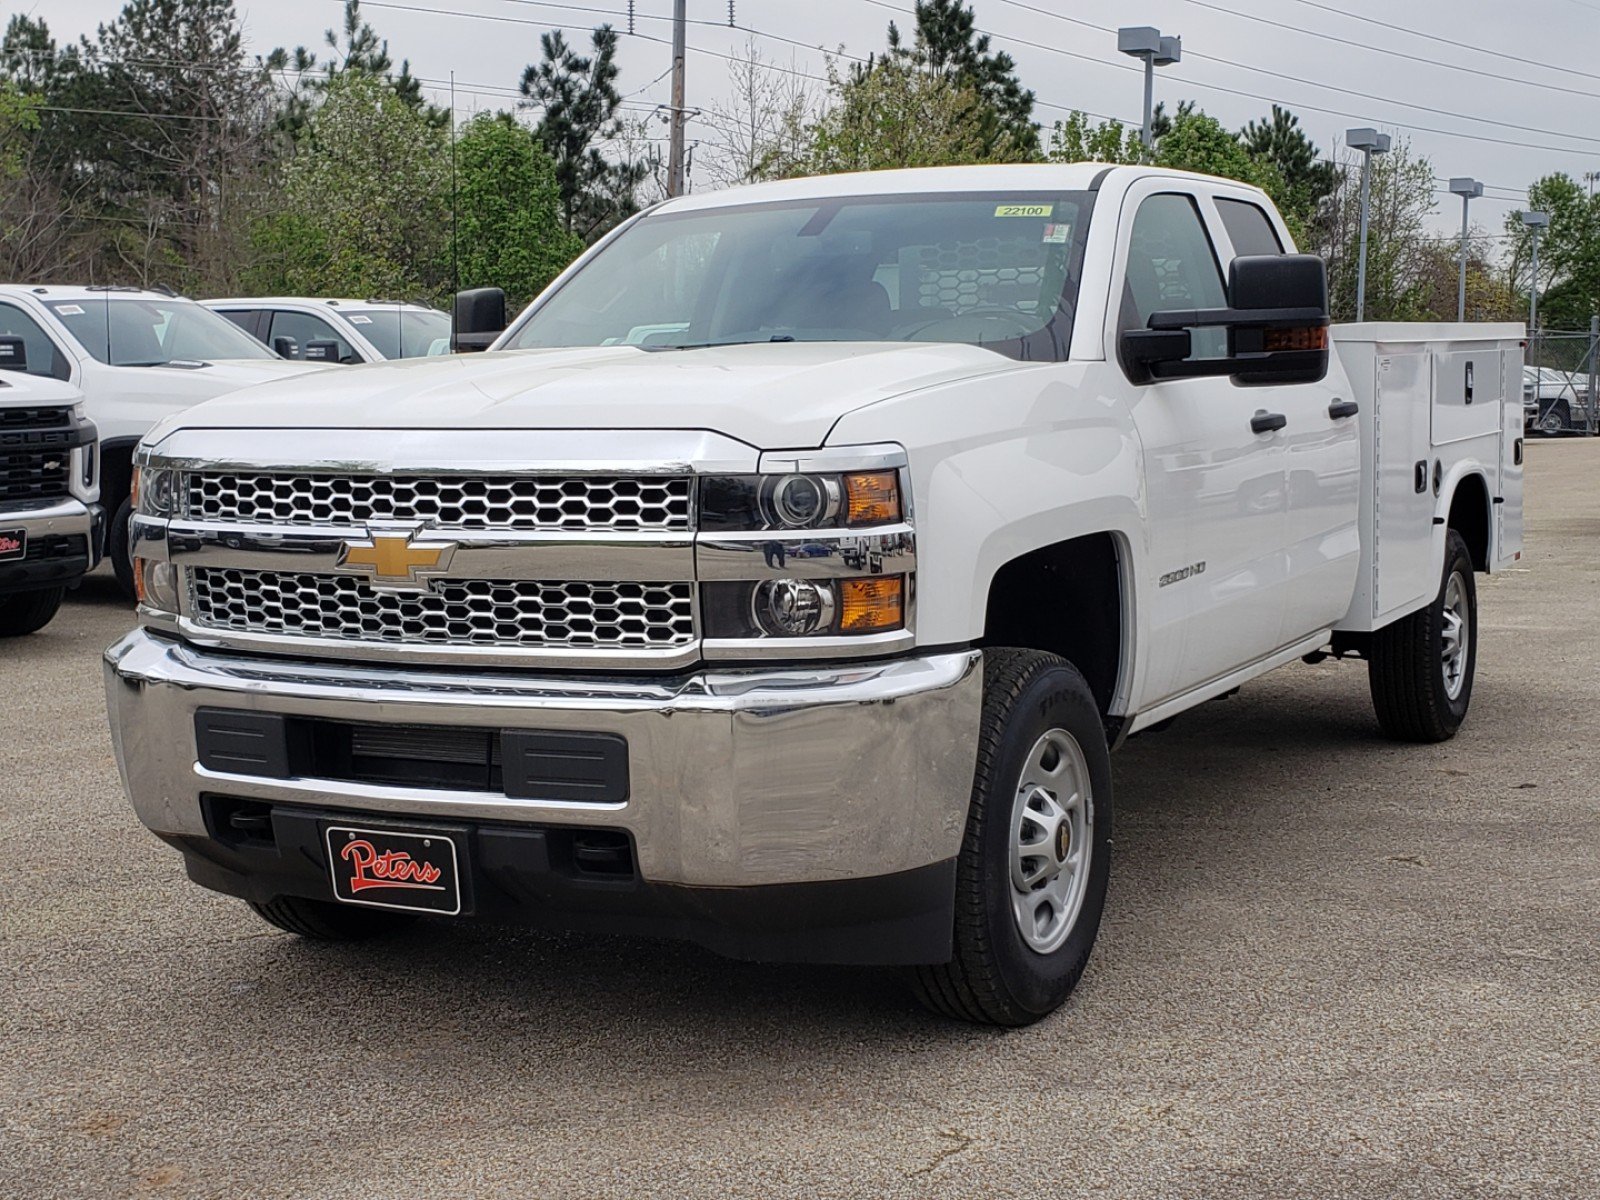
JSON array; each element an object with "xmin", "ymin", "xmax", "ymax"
[{"xmin": 201, "ymin": 297, "xmax": 439, "ymax": 311}]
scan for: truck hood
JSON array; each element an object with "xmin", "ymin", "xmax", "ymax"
[
  {"xmin": 133, "ymin": 357, "xmax": 324, "ymax": 401},
  {"xmin": 167, "ymin": 343, "xmax": 1026, "ymax": 448}
]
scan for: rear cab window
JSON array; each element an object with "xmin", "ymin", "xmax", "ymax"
[{"xmin": 1215, "ymin": 198, "xmax": 1285, "ymax": 257}]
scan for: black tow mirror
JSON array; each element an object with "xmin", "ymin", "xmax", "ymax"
[
  {"xmin": 303, "ymin": 339, "xmax": 343, "ymax": 363},
  {"xmin": 272, "ymin": 335, "xmax": 299, "ymax": 359},
  {"xmin": 1124, "ymin": 254, "xmax": 1330, "ymax": 386},
  {"xmin": 0, "ymin": 335, "xmax": 26, "ymax": 372},
  {"xmin": 453, "ymin": 287, "xmax": 506, "ymax": 353}
]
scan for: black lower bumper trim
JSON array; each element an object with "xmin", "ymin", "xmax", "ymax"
[
  {"xmin": 167, "ymin": 798, "xmax": 956, "ymax": 966},
  {"xmin": 0, "ymin": 530, "xmax": 96, "ymax": 595}
]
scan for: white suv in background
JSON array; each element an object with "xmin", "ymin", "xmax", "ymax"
[
  {"xmin": 0, "ymin": 285, "xmax": 323, "ymax": 593},
  {"xmin": 203, "ymin": 298, "xmax": 453, "ymax": 364}
]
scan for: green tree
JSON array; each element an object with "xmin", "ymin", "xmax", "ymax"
[
  {"xmin": 266, "ymin": 0, "xmax": 446, "ymax": 135},
  {"xmin": 0, "ymin": 79, "xmax": 40, "ymax": 181},
  {"xmin": 1044, "ymin": 111, "xmax": 1139, "ymax": 166},
  {"xmin": 454, "ymin": 113, "xmax": 584, "ymax": 310},
  {"xmin": 1504, "ymin": 173, "xmax": 1600, "ymax": 332},
  {"xmin": 1240, "ymin": 105, "xmax": 1336, "ymax": 238},
  {"xmin": 1316, "ymin": 137, "xmax": 1437, "ymax": 321},
  {"xmin": 882, "ymin": 0, "xmax": 1037, "ymax": 156},
  {"xmin": 795, "ymin": 56, "xmax": 1029, "ymax": 174},
  {"xmin": 246, "ymin": 72, "xmax": 448, "ymax": 301},
  {"xmin": 520, "ymin": 25, "xmax": 648, "ymax": 240}
]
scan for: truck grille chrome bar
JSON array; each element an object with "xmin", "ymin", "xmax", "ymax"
[
  {"xmin": 185, "ymin": 472, "xmax": 693, "ymax": 533},
  {"xmin": 190, "ymin": 568, "xmax": 697, "ymax": 650}
]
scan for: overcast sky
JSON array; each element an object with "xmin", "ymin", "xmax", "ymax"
[{"xmin": 16, "ymin": 0, "xmax": 1600, "ymax": 241}]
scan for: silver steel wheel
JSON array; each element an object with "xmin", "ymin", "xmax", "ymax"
[
  {"xmin": 1441, "ymin": 569, "xmax": 1470, "ymax": 701},
  {"xmin": 1009, "ymin": 728, "xmax": 1094, "ymax": 955}
]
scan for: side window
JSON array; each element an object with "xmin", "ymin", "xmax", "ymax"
[
  {"xmin": 216, "ymin": 309, "xmax": 262, "ymax": 338},
  {"xmin": 1121, "ymin": 193, "xmax": 1229, "ymax": 362},
  {"xmin": 0, "ymin": 302, "xmax": 71, "ymax": 380},
  {"xmin": 267, "ymin": 311, "xmax": 358, "ymax": 363},
  {"xmin": 1216, "ymin": 198, "xmax": 1285, "ymax": 257}
]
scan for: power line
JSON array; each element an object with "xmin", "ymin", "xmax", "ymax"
[
  {"xmin": 1280, "ymin": 0, "xmax": 1600, "ymax": 85},
  {"xmin": 1181, "ymin": 0, "xmax": 1600, "ymax": 102},
  {"xmin": 985, "ymin": 0, "xmax": 1600, "ymax": 150}
]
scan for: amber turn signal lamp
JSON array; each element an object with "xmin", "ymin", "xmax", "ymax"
[
  {"xmin": 839, "ymin": 576, "xmax": 904, "ymax": 632},
  {"xmin": 844, "ymin": 471, "xmax": 901, "ymax": 526},
  {"xmin": 131, "ymin": 556, "xmax": 147, "ymax": 604},
  {"xmin": 1264, "ymin": 326, "xmax": 1328, "ymax": 352}
]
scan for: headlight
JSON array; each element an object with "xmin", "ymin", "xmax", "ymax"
[
  {"xmin": 134, "ymin": 466, "xmax": 174, "ymax": 516},
  {"xmin": 703, "ymin": 574, "xmax": 906, "ymax": 638},
  {"xmin": 134, "ymin": 557, "xmax": 180, "ymax": 613},
  {"xmin": 702, "ymin": 471, "xmax": 902, "ymax": 531}
]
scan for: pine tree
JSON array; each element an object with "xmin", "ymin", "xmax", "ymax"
[
  {"xmin": 519, "ymin": 25, "xmax": 649, "ymax": 240},
  {"xmin": 882, "ymin": 0, "xmax": 1037, "ymax": 155},
  {"xmin": 1241, "ymin": 105, "xmax": 1336, "ymax": 232}
]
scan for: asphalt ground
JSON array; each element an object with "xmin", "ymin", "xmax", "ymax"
[{"xmin": 2, "ymin": 442, "xmax": 1596, "ymax": 1199}]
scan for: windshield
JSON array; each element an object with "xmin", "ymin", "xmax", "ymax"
[
  {"xmin": 345, "ymin": 307, "xmax": 452, "ymax": 359},
  {"xmin": 47, "ymin": 296, "xmax": 276, "ymax": 366},
  {"xmin": 502, "ymin": 191, "xmax": 1093, "ymax": 361}
]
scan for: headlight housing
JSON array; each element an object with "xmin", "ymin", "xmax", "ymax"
[
  {"xmin": 133, "ymin": 465, "xmax": 175, "ymax": 517},
  {"xmin": 701, "ymin": 470, "xmax": 902, "ymax": 532}
]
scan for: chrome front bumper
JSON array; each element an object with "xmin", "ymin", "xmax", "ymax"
[
  {"xmin": 0, "ymin": 497, "xmax": 103, "ymax": 591},
  {"xmin": 105, "ymin": 629, "xmax": 982, "ymax": 888}
]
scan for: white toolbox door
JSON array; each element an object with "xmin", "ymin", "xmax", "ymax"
[
  {"xmin": 1433, "ymin": 349, "xmax": 1503, "ymax": 445},
  {"xmin": 1496, "ymin": 349, "xmax": 1525, "ymax": 567},
  {"xmin": 1373, "ymin": 352, "xmax": 1437, "ymax": 620}
]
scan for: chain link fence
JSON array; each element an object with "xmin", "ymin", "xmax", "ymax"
[{"xmin": 1524, "ymin": 327, "xmax": 1599, "ymax": 435}]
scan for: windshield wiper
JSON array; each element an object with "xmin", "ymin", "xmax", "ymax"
[
  {"xmin": 123, "ymin": 358, "xmax": 211, "ymax": 369},
  {"xmin": 650, "ymin": 334, "xmax": 803, "ymax": 352}
]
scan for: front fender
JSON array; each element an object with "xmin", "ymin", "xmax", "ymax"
[{"xmin": 826, "ymin": 363, "xmax": 1147, "ymax": 654}]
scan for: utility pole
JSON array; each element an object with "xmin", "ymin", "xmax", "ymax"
[
  {"xmin": 667, "ymin": 0, "xmax": 688, "ymax": 197},
  {"xmin": 1522, "ymin": 210, "xmax": 1550, "ymax": 335},
  {"xmin": 1346, "ymin": 128, "xmax": 1390, "ymax": 322},
  {"xmin": 1118, "ymin": 27, "xmax": 1181, "ymax": 152},
  {"xmin": 1448, "ymin": 178, "xmax": 1483, "ymax": 323}
]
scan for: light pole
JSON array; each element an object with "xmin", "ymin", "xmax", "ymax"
[
  {"xmin": 1346, "ymin": 128, "xmax": 1391, "ymax": 322},
  {"xmin": 1448, "ymin": 177, "xmax": 1483, "ymax": 322},
  {"xmin": 1522, "ymin": 210, "xmax": 1551, "ymax": 334},
  {"xmin": 1586, "ymin": 171, "xmax": 1599, "ymax": 198},
  {"xmin": 1118, "ymin": 27, "xmax": 1181, "ymax": 151}
]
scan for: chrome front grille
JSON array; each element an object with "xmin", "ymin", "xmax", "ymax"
[
  {"xmin": 185, "ymin": 472, "xmax": 693, "ymax": 532},
  {"xmin": 190, "ymin": 568, "xmax": 696, "ymax": 650}
]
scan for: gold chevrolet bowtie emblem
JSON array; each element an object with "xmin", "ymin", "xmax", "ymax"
[{"xmin": 336, "ymin": 528, "xmax": 456, "ymax": 590}]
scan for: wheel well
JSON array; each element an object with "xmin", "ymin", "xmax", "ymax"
[
  {"xmin": 99, "ymin": 438, "xmax": 141, "ymax": 512},
  {"xmin": 1448, "ymin": 473, "xmax": 1491, "ymax": 571},
  {"xmin": 983, "ymin": 533, "xmax": 1124, "ymax": 715}
]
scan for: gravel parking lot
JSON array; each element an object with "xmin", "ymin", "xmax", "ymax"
[{"xmin": 2, "ymin": 442, "xmax": 1596, "ymax": 1199}]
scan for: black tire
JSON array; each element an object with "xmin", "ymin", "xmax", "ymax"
[
  {"xmin": 0, "ymin": 587, "xmax": 66, "ymax": 637},
  {"xmin": 1368, "ymin": 529, "xmax": 1477, "ymax": 743},
  {"xmin": 248, "ymin": 896, "xmax": 415, "ymax": 941},
  {"xmin": 909, "ymin": 648, "xmax": 1114, "ymax": 1026},
  {"xmin": 1537, "ymin": 399, "xmax": 1571, "ymax": 436},
  {"xmin": 108, "ymin": 496, "xmax": 136, "ymax": 600}
]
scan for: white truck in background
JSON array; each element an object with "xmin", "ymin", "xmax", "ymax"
[
  {"xmin": 106, "ymin": 165, "xmax": 1525, "ymax": 1025},
  {"xmin": 202, "ymin": 298, "xmax": 454, "ymax": 365},
  {"xmin": 0, "ymin": 286, "xmax": 322, "ymax": 593},
  {"xmin": 0, "ymin": 346, "xmax": 101, "ymax": 635}
]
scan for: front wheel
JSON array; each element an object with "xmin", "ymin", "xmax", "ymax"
[
  {"xmin": 1368, "ymin": 529, "xmax": 1477, "ymax": 742},
  {"xmin": 108, "ymin": 496, "xmax": 136, "ymax": 600},
  {"xmin": 0, "ymin": 587, "xmax": 65, "ymax": 637},
  {"xmin": 909, "ymin": 649, "xmax": 1113, "ymax": 1026}
]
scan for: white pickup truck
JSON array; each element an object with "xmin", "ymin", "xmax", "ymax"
[
  {"xmin": 0, "ymin": 286, "xmax": 321, "ymax": 592},
  {"xmin": 201, "ymin": 298, "xmax": 454, "ymax": 365},
  {"xmin": 105, "ymin": 165, "xmax": 1525, "ymax": 1025},
  {"xmin": 0, "ymin": 350, "xmax": 102, "ymax": 635}
]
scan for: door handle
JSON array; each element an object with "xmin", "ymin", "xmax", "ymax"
[
  {"xmin": 1328, "ymin": 399, "xmax": 1359, "ymax": 419},
  {"xmin": 1250, "ymin": 411, "xmax": 1288, "ymax": 434}
]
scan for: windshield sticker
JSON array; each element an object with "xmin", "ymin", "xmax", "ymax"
[
  {"xmin": 53, "ymin": 304, "xmax": 85, "ymax": 316},
  {"xmin": 348, "ymin": 315, "xmax": 373, "ymax": 324},
  {"xmin": 1041, "ymin": 224, "xmax": 1071, "ymax": 244},
  {"xmin": 995, "ymin": 204, "xmax": 1053, "ymax": 217}
]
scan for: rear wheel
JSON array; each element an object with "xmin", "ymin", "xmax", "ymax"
[
  {"xmin": 1368, "ymin": 529, "xmax": 1477, "ymax": 742},
  {"xmin": 0, "ymin": 587, "xmax": 65, "ymax": 637},
  {"xmin": 909, "ymin": 649, "xmax": 1113, "ymax": 1026},
  {"xmin": 1537, "ymin": 399, "xmax": 1571, "ymax": 436},
  {"xmin": 248, "ymin": 896, "xmax": 415, "ymax": 941}
]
